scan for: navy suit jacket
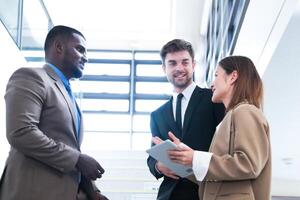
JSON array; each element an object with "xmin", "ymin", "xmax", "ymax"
[{"xmin": 147, "ymin": 86, "xmax": 225, "ymax": 200}]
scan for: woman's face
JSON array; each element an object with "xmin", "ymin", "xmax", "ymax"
[{"xmin": 211, "ymin": 65, "xmax": 232, "ymax": 106}]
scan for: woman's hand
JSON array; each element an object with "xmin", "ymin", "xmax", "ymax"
[
  {"xmin": 152, "ymin": 132, "xmax": 194, "ymax": 167},
  {"xmin": 167, "ymin": 132, "xmax": 194, "ymax": 167}
]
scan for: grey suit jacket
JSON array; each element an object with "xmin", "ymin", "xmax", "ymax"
[
  {"xmin": 199, "ymin": 103, "xmax": 271, "ymax": 200},
  {"xmin": 0, "ymin": 65, "xmax": 85, "ymax": 200}
]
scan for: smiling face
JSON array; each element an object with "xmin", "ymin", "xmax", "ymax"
[
  {"xmin": 211, "ymin": 65, "xmax": 236, "ymax": 108},
  {"xmin": 163, "ymin": 50, "xmax": 195, "ymax": 93},
  {"xmin": 61, "ymin": 33, "xmax": 88, "ymax": 79}
]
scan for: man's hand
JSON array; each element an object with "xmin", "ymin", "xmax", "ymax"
[
  {"xmin": 156, "ymin": 161, "xmax": 179, "ymax": 179},
  {"xmin": 152, "ymin": 131, "xmax": 181, "ymax": 146},
  {"xmin": 76, "ymin": 154, "xmax": 104, "ymax": 180}
]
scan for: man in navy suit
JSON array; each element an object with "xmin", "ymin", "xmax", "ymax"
[{"xmin": 147, "ymin": 39, "xmax": 225, "ymax": 200}]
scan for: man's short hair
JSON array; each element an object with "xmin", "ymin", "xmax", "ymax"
[
  {"xmin": 160, "ymin": 39, "xmax": 195, "ymax": 65},
  {"xmin": 44, "ymin": 25, "xmax": 85, "ymax": 52}
]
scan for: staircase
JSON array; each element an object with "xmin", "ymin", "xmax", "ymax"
[{"xmin": 86, "ymin": 150, "xmax": 161, "ymax": 200}]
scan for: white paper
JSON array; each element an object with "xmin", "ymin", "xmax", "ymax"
[{"xmin": 146, "ymin": 139, "xmax": 193, "ymax": 177}]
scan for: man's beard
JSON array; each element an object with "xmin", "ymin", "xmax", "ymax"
[{"xmin": 171, "ymin": 76, "xmax": 192, "ymax": 89}]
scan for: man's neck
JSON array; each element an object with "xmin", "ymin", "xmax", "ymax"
[{"xmin": 174, "ymin": 82, "xmax": 194, "ymax": 94}]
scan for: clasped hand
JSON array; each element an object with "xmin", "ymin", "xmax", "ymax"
[{"xmin": 76, "ymin": 154, "xmax": 105, "ymax": 180}]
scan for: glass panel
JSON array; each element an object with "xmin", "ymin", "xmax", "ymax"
[
  {"xmin": 84, "ymin": 63, "xmax": 130, "ymax": 76},
  {"xmin": 135, "ymin": 52, "xmax": 160, "ymax": 60},
  {"xmin": 132, "ymin": 132, "xmax": 152, "ymax": 150},
  {"xmin": 136, "ymin": 82, "xmax": 172, "ymax": 95},
  {"xmin": 81, "ymin": 132, "xmax": 131, "ymax": 151},
  {"xmin": 71, "ymin": 81, "xmax": 129, "ymax": 94},
  {"xmin": 136, "ymin": 64, "xmax": 164, "ymax": 77},
  {"xmin": 26, "ymin": 61, "xmax": 45, "ymax": 68},
  {"xmin": 78, "ymin": 99, "xmax": 128, "ymax": 112},
  {"xmin": 22, "ymin": 0, "xmax": 49, "ymax": 49},
  {"xmin": 0, "ymin": 0, "xmax": 19, "ymax": 43},
  {"xmin": 83, "ymin": 113, "xmax": 130, "ymax": 132},
  {"xmin": 132, "ymin": 114, "xmax": 151, "ymax": 132},
  {"xmin": 135, "ymin": 100, "xmax": 167, "ymax": 112},
  {"xmin": 22, "ymin": 50, "xmax": 44, "ymax": 57},
  {"xmin": 87, "ymin": 51, "xmax": 132, "ymax": 60},
  {"xmin": 43, "ymin": 0, "xmax": 172, "ymax": 50}
]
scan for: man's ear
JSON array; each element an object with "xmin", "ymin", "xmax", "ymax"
[
  {"xmin": 54, "ymin": 39, "xmax": 63, "ymax": 54},
  {"xmin": 162, "ymin": 65, "xmax": 166, "ymax": 74},
  {"xmin": 230, "ymin": 70, "xmax": 238, "ymax": 85},
  {"xmin": 191, "ymin": 60, "xmax": 196, "ymax": 72}
]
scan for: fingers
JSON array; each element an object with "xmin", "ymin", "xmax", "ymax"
[
  {"xmin": 168, "ymin": 149, "xmax": 193, "ymax": 166},
  {"xmin": 165, "ymin": 172, "xmax": 180, "ymax": 179},
  {"xmin": 168, "ymin": 153, "xmax": 184, "ymax": 165},
  {"xmin": 168, "ymin": 131, "xmax": 181, "ymax": 145},
  {"xmin": 168, "ymin": 150, "xmax": 182, "ymax": 160},
  {"xmin": 152, "ymin": 136, "xmax": 163, "ymax": 145},
  {"xmin": 156, "ymin": 162, "xmax": 180, "ymax": 179},
  {"xmin": 77, "ymin": 154, "xmax": 105, "ymax": 180},
  {"xmin": 163, "ymin": 167, "xmax": 180, "ymax": 179}
]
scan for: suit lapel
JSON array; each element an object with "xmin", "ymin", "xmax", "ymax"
[
  {"xmin": 76, "ymin": 102, "xmax": 84, "ymax": 145},
  {"xmin": 182, "ymin": 86, "xmax": 202, "ymax": 138},
  {"xmin": 163, "ymin": 98, "xmax": 183, "ymax": 139},
  {"xmin": 44, "ymin": 65, "xmax": 79, "ymax": 143}
]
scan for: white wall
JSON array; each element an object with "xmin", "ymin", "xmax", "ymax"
[
  {"xmin": 234, "ymin": 0, "xmax": 300, "ymax": 196},
  {"xmin": 0, "ymin": 22, "xmax": 26, "ymax": 172},
  {"xmin": 263, "ymin": 1, "xmax": 300, "ymax": 195}
]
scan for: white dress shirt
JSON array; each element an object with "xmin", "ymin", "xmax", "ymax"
[
  {"xmin": 192, "ymin": 151, "xmax": 212, "ymax": 181},
  {"xmin": 172, "ymin": 82, "xmax": 196, "ymax": 126},
  {"xmin": 191, "ymin": 123, "xmax": 224, "ymax": 180},
  {"xmin": 172, "ymin": 82, "xmax": 213, "ymax": 180}
]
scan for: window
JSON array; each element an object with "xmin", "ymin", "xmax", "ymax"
[
  {"xmin": 24, "ymin": 50, "xmax": 169, "ymax": 150},
  {"xmin": 204, "ymin": 0, "xmax": 249, "ymax": 86}
]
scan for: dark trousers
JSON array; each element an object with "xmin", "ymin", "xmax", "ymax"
[{"xmin": 169, "ymin": 178, "xmax": 199, "ymax": 200}]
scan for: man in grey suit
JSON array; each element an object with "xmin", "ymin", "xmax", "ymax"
[{"xmin": 0, "ymin": 25, "xmax": 108, "ymax": 200}]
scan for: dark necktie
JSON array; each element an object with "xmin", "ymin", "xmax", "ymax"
[
  {"xmin": 176, "ymin": 93, "xmax": 184, "ymax": 133},
  {"xmin": 65, "ymin": 83, "xmax": 81, "ymax": 141}
]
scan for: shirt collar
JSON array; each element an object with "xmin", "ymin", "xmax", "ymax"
[
  {"xmin": 172, "ymin": 82, "xmax": 196, "ymax": 101},
  {"xmin": 47, "ymin": 62, "xmax": 70, "ymax": 87}
]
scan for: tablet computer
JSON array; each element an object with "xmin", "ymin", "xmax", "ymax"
[{"xmin": 146, "ymin": 139, "xmax": 193, "ymax": 177}]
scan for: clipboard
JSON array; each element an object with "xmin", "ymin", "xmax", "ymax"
[{"xmin": 146, "ymin": 139, "xmax": 193, "ymax": 177}]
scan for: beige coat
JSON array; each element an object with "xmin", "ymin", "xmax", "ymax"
[
  {"xmin": 195, "ymin": 103, "xmax": 271, "ymax": 200},
  {"xmin": 0, "ymin": 65, "xmax": 87, "ymax": 200}
]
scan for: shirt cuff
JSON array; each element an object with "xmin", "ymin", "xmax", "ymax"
[{"xmin": 192, "ymin": 151, "xmax": 212, "ymax": 181}]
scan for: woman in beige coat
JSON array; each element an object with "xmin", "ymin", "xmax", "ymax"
[{"xmin": 153, "ymin": 56, "xmax": 271, "ymax": 200}]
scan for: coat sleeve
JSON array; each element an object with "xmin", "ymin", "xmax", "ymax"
[
  {"xmin": 5, "ymin": 68, "xmax": 80, "ymax": 173},
  {"xmin": 204, "ymin": 106, "xmax": 270, "ymax": 181},
  {"xmin": 147, "ymin": 112, "xmax": 164, "ymax": 179}
]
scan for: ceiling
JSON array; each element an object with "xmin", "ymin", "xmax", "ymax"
[{"xmin": 40, "ymin": 0, "xmax": 205, "ymax": 50}]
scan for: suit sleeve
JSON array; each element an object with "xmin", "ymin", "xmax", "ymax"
[
  {"xmin": 5, "ymin": 68, "xmax": 80, "ymax": 173},
  {"xmin": 147, "ymin": 112, "xmax": 164, "ymax": 179},
  {"xmin": 205, "ymin": 106, "xmax": 270, "ymax": 181}
]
